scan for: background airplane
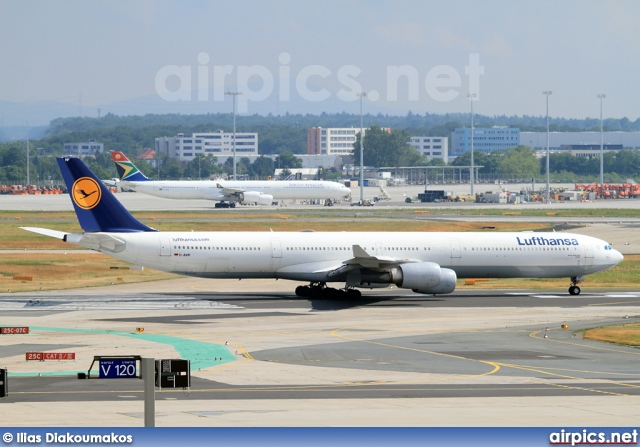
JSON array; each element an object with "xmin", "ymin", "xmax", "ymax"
[
  {"xmin": 110, "ymin": 151, "xmax": 350, "ymax": 207},
  {"xmin": 22, "ymin": 157, "xmax": 624, "ymax": 299}
]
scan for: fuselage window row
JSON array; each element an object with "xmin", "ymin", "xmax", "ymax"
[
  {"xmin": 175, "ymin": 245, "xmax": 261, "ymax": 251},
  {"xmin": 469, "ymin": 247, "xmax": 572, "ymax": 251}
]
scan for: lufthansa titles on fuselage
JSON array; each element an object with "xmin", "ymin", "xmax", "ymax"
[{"xmin": 516, "ymin": 236, "xmax": 579, "ymax": 246}]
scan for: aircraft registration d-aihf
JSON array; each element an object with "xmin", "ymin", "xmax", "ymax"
[
  {"xmin": 23, "ymin": 158, "xmax": 623, "ymax": 298},
  {"xmin": 110, "ymin": 151, "xmax": 350, "ymax": 207}
]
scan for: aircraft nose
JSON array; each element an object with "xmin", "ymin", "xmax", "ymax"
[{"xmin": 613, "ymin": 249, "xmax": 624, "ymax": 264}]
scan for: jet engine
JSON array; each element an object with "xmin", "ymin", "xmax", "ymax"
[
  {"xmin": 238, "ymin": 191, "xmax": 273, "ymax": 205},
  {"xmin": 411, "ymin": 268, "xmax": 457, "ymax": 294},
  {"xmin": 392, "ymin": 262, "xmax": 457, "ymax": 295},
  {"xmin": 257, "ymin": 194, "xmax": 274, "ymax": 205}
]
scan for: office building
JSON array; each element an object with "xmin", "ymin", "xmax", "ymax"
[
  {"xmin": 155, "ymin": 131, "xmax": 258, "ymax": 162},
  {"xmin": 408, "ymin": 136, "xmax": 449, "ymax": 162},
  {"xmin": 62, "ymin": 139, "xmax": 103, "ymax": 156},
  {"xmin": 451, "ymin": 127, "xmax": 520, "ymax": 155},
  {"xmin": 307, "ymin": 127, "xmax": 366, "ymax": 156}
]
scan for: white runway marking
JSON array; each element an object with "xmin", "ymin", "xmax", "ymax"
[
  {"xmin": 604, "ymin": 294, "xmax": 640, "ymax": 298},
  {"xmin": 531, "ymin": 295, "xmax": 564, "ymax": 298},
  {"xmin": 0, "ymin": 295, "xmax": 242, "ymax": 311}
]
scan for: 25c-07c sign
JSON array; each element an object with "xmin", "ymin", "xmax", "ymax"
[{"xmin": 99, "ymin": 359, "xmax": 138, "ymax": 378}]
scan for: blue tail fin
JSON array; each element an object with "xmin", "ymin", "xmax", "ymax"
[
  {"xmin": 57, "ymin": 157, "xmax": 156, "ymax": 233},
  {"xmin": 111, "ymin": 151, "xmax": 150, "ymax": 182}
]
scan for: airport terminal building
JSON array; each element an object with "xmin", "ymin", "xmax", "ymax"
[
  {"xmin": 449, "ymin": 129, "xmax": 640, "ymax": 159},
  {"xmin": 408, "ymin": 136, "xmax": 449, "ymax": 162},
  {"xmin": 307, "ymin": 127, "xmax": 366, "ymax": 156},
  {"xmin": 155, "ymin": 131, "xmax": 259, "ymax": 162},
  {"xmin": 62, "ymin": 139, "xmax": 104, "ymax": 156},
  {"xmin": 451, "ymin": 127, "xmax": 520, "ymax": 155},
  {"xmin": 520, "ymin": 131, "xmax": 640, "ymax": 153}
]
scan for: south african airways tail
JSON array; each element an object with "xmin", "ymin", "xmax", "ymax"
[{"xmin": 111, "ymin": 151, "xmax": 150, "ymax": 182}]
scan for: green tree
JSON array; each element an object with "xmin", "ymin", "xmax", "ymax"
[
  {"xmin": 4, "ymin": 165, "xmax": 24, "ymax": 183},
  {"xmin": 451, "ymin": 150, "xmax": 492, "ymax": 173},
  {"xmin": 611, "ymin": 150, "xmax": 640, "ymax": 177},
  {"xmin": 275, "ymin": 151, "xmax": 302, "ymax": 169},
  {"xmin": 278, "ymin": 168, "xmax": 292, "ymax": 180},
  {"xmin": 161, "ymin": 156, "xmax": 184, "ymax": 179},
  {"xmin": 250, "ymin": 156, "xmax": 276, "ymax": 178},
  {"xmin": 496, "ymin": 146, "xmax": 540, "ymax": 178},
  {"xmin": 353, "ymin": 126, "xmax": 424, "ymax": 167},
  {"xmin": 222, "ymin": 156, "xmax": 253, "ymax": 177},
  {"xmin": 185, "ymin": 154, "xmax": 221, "ymax": 179}
]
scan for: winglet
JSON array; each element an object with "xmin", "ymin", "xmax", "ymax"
[
  {"xmin": 352, "ymin": 245, "xmax": 370, "ymax": 258},
  {"xmin": 111, "ymin": 151, "xmax": 150, "ymax": 182},
  {"xmin": 58, "ymin": 157, "xmax": 156, "ymax": 233}
]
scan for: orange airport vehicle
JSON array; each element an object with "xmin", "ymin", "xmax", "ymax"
[{"xmin": 575, "ymin": 182, "xmax": 640, "ymax": 199}]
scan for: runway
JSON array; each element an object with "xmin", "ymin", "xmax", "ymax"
[{"xmin": 1, "ymin": 281, "xmax": 640, "ymax": 426}]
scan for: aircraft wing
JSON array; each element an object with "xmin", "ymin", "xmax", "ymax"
[
  {"xmin": 102, "ymin": 178, "xmax": 120, "ymax": 187},
  {"xmin": 328, "ymin": 245, "xmax": 412, "ymax": 278},
  {"xmin": 275, "ymin": 245, "xmax": 410, "ymax": 278},
  {"xmin": 215, "ymin": 183, "xmax": 245, "ymax": 200}
]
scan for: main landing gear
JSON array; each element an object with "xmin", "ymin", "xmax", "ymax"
[
  {"xmin": 214, "ymin": 201, "xmax": 236, "ymax": 208},
  {"xmin": 568, "ymin": 276, "xmax": 582, "ymax": 295},
  {"xmin": 295, "ymin": 282, "xmax": 362, "ymax": 299}
]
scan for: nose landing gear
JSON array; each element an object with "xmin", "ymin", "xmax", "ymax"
[{"xmin": 568, "ymin": 276, "xmax": 583, "ymax": 295}]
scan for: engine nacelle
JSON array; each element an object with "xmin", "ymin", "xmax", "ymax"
[
  {"xmin": 257, "ymin": 193, "xmax": 273, "ymax": 205},
  {"xmin": 238, "ymin": 191, "xmax": 273, "ymax": 205},
  {"xmin": 349, "ymin": 262, "xmax": 457, "ymax": 295},
  {"xmin": 412, "ymin": 268, "xmax": 457, "ymax": 295},
  {"xmin": 394, "ymin": 262, "xmax": 442, "ymax": 290}
]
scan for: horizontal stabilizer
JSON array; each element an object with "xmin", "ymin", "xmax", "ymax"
[
  {"xmin": 20, "ymin": 227, "xmax": 68, "ymax": 240},
  {"xmin": 66, "ymin": 233, "xmax": 126, "ymax": 253}
]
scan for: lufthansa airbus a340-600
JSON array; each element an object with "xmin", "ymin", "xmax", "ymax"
[
  {"xmin": 23, "ymin": 157, "xmax": 623, "ymax": 298},
  {"xmin": 109, "ymin": 151, "xmax": 350, "ymax": 207}
]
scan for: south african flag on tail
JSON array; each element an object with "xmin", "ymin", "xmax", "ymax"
[{"xmin": 111, "ymin": 151, "xmax": 150, "ymax": 182}]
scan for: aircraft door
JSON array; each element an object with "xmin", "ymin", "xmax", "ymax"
[
  {"xmin": 160, "ymin": 238, "xmax": 171, "ymax": 256},
  {"xmin": 271, "ymin": 239, "xmax": 282, "ymax": 258},
  {"xmin": 450, "ymin": 240, "xmax": 461, "ymax": 258},
  {"xmin": 584, "ymin": 244, "xmax": 594, "ymax": 258},
  {"xmin": 375, "ymin": 242, "xmax": 383, "ymax": 256}
]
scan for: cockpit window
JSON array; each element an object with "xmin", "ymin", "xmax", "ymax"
[{"xmin": 604, "ymin": 245, "xmax": 612, "ymax": 250}]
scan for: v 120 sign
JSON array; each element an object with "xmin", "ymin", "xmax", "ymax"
[{"xmin": 99, "ymin": 359, "xmax": 138, "ymax": 378}]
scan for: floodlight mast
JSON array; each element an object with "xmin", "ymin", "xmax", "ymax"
[
  {"xmin": 598, "ymin": 93, "xmax": 606, "ymax": 191},
  {"xmin": 357, "ymin": 92, "xmax": 366, "ymax": 202},
  {"xmin": 468, "ymin": 93, "xmax": 477, "ymax": 196},
  {"xmin": 543, "ymin": 91, "xmax": 552, "ymax": 203},
  {"xmin": 225, "ymin": 91, "xmax": 243, "ymax": 179}
]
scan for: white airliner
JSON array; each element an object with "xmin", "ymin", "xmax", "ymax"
[
  {"xmin": 110, "ymin": 151, "xmax": 350, "ymax": 207},
  {"xmin": 23, "ymin": 158, "xmax": 623, "ymax": 298}
]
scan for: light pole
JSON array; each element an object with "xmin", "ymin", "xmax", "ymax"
[
  {"xmin": 598, "ymin": 93, "xmax": 606, "ymax": 190},
  {"xmin": 357, "ymin": 92, "xmax": 366, "ymax": 202},
  {"xmin": 468, "ymin": 93, "xmax": 477, "ymax": 196},
  {"xmin": 225, "ymin": 91, "xmax": 242, "ymax": 179},
  {"xmin": 543, "ymin": 91, "xmax": 552, "ymax": 203},
  {"xmin": 26, "ymin": 122, "xmax": 30, "ymax": 186}
]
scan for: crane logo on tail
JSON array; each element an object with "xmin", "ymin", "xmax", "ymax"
[{"xmin": 72, "ymin": 177, "xmax": 102, "ymax": 210}]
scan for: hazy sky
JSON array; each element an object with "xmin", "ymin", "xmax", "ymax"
[{"xmin": 1, "ymin": 0, "xmax": 639, "ymax": 123}]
